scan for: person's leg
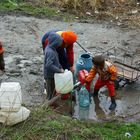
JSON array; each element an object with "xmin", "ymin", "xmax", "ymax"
[
  {"xmin": 106, "ymin": 80, "xmax": 116, "ymax": 110},
  {"xmin": 0, "ymin": 53, "xmax": 5, "ymax": 71},
  {"xmin": 45, "ymin": 78, "xmax": 55, "ymax": 100},
  {"xmin": 93, "ymin": 78, "xmax": 105, "ymax": 96}
]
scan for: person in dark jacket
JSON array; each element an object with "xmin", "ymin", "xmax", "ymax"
[
  {"xmin": 0, "ymin": 41, "xmax": 5, "ymax": 72},
  {"xmin": 44, "ymin": 32, "xmax": 63, "ymax": 100},
  {"xmin": 42, "ymin": 30, "xmax": 77, "ymax": 72}
]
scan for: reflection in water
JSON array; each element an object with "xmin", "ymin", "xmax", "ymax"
[
  {"xmin": 79, "ymin": 107, "xmax": 89, "ymax": 120},
  {"xmin": 93, "ymin": 96, "xmax": 105, "ymax": 119}
]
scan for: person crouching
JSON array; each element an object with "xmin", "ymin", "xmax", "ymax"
[{"xmin": 85, "ymin": 55, "xmax": 117, "ymax": 111}]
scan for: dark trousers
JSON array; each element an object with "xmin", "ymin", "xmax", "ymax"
[
  {"xmin": 45, "ymin": 78, "xmax": 55, "ymax": 100},
  {"xmin": 0, "ymin": 53, "xmax": 5, "ymax": 71}
]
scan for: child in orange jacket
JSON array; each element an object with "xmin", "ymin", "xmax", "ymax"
[{"xmin": 85, "ymin": 55, "xmax": 117, "ymax": 110}]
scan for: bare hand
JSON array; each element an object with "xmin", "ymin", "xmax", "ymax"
[
  {"xmin": 70, "ymin": 66, "xmax": 74, "ymax": 73},
  {"xmin": 61, "ymin": 69, "xmax": 64, "ymax": 73},
  {"xmin": 84, "ymin": 83, "xmax": 87, "ymax": 86},
  {"xmin": 109, "ymin": 80, "xmax": 114, "ymax": 84}
]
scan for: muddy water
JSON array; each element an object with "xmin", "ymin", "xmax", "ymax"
[
  {"xmin": 0, "ymin": 15, "xmax": 140, "ymax": 121},
  {"xmin": 73, "ymin": 80, "xmax": 140, "ymax": 122}
]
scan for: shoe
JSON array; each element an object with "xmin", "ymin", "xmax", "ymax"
[
  {"xmin": 109, "ymin": 97, "xmax": 117, "ymax": 111},
  {"xmin": 109, "ymin": 102, "xmax": 116, "ymax": 110}
]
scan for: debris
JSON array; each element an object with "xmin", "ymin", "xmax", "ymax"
[
  {"xmin": 75, "ymin": 17, "xmax": 79, "ymax": 19},
  {"xmin": 121, "ymin": 40, "xmax": 129, "ymax": 46},
  {"xmin": 125, "ymin": 132, "xmax": 131, "ymax": 138},
  {"xmin": 95, "ymin": 10, "xmax": 99, "ymax": 14},
  {"xmin": 86, "ymin": 12, "xmax": 92, "ymax": 16},
  {"xmin": 117, "ymin": 22, "xmax": 122, "ymax": 26},
  {"xmin": 100, "ymin": 40, "xmax": 108, "ymax": 44},
  {"xmin": 131, "ymin": 10, "xmax": 138, "ymax": 14},
  {"xmin": 116, "ymin": 16, "xmax": 119, "ymax": 20},
  {"xmin": 56, "ymin": 10, "xmax": 60, "ymax": 13}
]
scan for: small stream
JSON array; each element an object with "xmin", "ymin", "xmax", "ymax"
[
  {"xmin": 52, "ymin": 79, "xmax": 140, "ymax": 122},
  {"xmin": 0, "ymin": 15, "xmax": 140, "ymax": 122}
]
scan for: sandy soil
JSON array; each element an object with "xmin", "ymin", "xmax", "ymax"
[{"xmin": 0, "ymin": 15, "xmax": 140, "ymax": 121}]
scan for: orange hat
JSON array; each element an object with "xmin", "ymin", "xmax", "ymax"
[{"xmin": 61, "ymin": 31, "xmax": 77, "ymax": 45}]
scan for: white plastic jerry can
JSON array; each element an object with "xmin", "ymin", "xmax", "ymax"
[
  {"xmin": 0, "ymin": 82, "xmax": 22, "ymax": 112},
  {"xmin": 0, "ymin": 106, "xmax": 30, "ymax": 125},
  {"xmin": 54, "ymin": 69, "xmax": 74, "ymax": 94}
]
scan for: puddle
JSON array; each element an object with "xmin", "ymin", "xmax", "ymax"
[{"xmin": 71, "ymin": 80, "xmax": 140, "ymax": 122}]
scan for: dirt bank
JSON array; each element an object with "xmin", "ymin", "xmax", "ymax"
[{"xmin": 0, "ymin": 15, "xmax": 140, "ymax": 121}]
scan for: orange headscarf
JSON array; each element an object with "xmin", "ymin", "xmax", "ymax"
[{"xmin": 61, "ymin": 31, "xmax": 77, "ymax": 45}]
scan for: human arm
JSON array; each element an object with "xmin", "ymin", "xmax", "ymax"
[
  {"xmin": 85, "ymin": 67, "xmax": 96, "ymax": 83},
  {"xmin": 108, "ymin": 65, "xmax": 117, "ymax": 81},
  {"xmin": 45, "ymin": 52, "xmax": 62, "ymax": 73}
]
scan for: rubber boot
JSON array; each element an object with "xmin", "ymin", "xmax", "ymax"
[{"xmin": 109, "ymin": 97, "xmax": 117, "ymax": 111}]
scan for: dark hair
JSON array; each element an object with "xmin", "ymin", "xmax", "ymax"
[{"xmin": 92, "ymin": 55, "xmax": 105, "ymax": 66}]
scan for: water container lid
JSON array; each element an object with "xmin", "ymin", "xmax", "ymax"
[{"xmin": 80, "ymin": 53, "xmax": 91, "ymax": 59}]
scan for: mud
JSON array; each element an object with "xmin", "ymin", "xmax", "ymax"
[{"xmin": 0, "ymin": 15, "xmax": 140, "ymax": 122}]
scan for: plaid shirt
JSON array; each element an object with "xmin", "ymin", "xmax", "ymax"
[{"xmin": 85, "ymin": 60, "xmax": 117, "ymax": 83}]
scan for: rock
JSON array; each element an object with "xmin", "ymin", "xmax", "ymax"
[
  {"xmin": 121, "ymin": 40, "xmax": 129, "ymax": 46},
  {"xmin": 29, "ymin": 70, "xmax": 39, "ymax": 75}
]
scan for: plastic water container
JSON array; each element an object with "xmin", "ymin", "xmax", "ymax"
[
  {"xmin": 76, "ymin": 53, "xmax": 92, "ymax": 76},
  {"xmin": 79, "ymin": 107, "xmax": 89, "ymax": 120},
  {"xmin": 78, "ymin": 69, "xmax": 91, "ymax": 92},
  {"xmin": 0, "ymin": 82, "xmax": 22, "ymax": 112},
  {"xmin": 54, "ymin": 69, "xmax": 73, "ymax": 94},
  {"xmin": 0, "ymin": 106, "xmax": 30, "ymax": 125},
  {"xmin": 78, "ymin": 86, "xmax": 90, "ymax": 108}
]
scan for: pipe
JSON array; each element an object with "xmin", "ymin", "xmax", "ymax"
[
  {"xmin": 76, "ymin": 41, "xmax": 93, "ymax": 59},
  {"xmin": 76, "ymin": 41, "xmax": 88, "ymax": 53}
]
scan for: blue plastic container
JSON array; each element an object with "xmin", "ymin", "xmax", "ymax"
[
  {"xmin": 78, "ymin": 86, "xmax": 90, "ymax": 108},
  {"xmin": 76, "ymin": 53, "xmax": 92, "ymax": 76}
]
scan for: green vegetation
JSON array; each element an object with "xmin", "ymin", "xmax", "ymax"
[
  {"xmin": 0, "ymin": 106, "xmax": 140, "ymax": 140},
  {"xmin": 0, "ymin": 0, "xmax": 75, "ymax": 21},
  {"xmin": 0, "ymin": 1, "xmax": 140, "ymax": 139},
  {"xmin": 0, "ymin": 0, "xmax": 139, "ymax": 26}
]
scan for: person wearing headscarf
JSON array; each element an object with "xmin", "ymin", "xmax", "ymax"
[
  {"xmin": 42, "ymin": 30, "xmax": 77, "ymax": 72},
  {"xmin": 44, "ymin": 32, "xmax": 64, "ymax": 100}
]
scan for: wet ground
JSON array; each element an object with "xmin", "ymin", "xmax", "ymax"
[{"xmin": 0, "ymin": 15, "xmax": 140, "ymax": 122}]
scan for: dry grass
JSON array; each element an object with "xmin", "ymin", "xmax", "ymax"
[
  {"xmin": 24, "ymin": 0, "xmax": 138, "ymax": 13},
  {"xmin": 43, "ymin": 0, "xmax": 136, "ymax": 10},
  {"xmin": 1, "ymin": 0, "xmax": 139, "ymax": 27}
]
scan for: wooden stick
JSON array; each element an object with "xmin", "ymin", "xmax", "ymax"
[{"xmin": 42, "ymin": 94, "xmax": 61, "ymax": 107}]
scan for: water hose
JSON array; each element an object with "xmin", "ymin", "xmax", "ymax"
[{"xmin": 76, "ymin": 41, "xmax": 93, "ymax": 60}]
